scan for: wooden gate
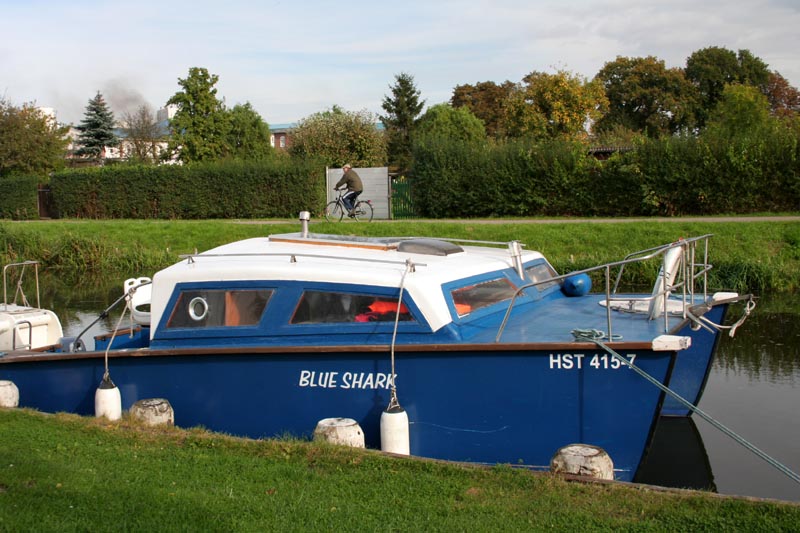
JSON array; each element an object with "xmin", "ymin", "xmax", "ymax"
[{"xmin": 37, "ymin": 185, "xmax": 56, "ymax": 219}]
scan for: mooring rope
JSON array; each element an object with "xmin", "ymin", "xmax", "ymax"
[
  {"xmin": 387, "ymin": 259, "xmax": 414, "ymax": 410},
  {"xmin": 15, "ymin": 275, "xmax": 28, "ymax": 307},
  {"xmin": 102, "ymin": 299, "xmax": 130, "ymax": 380},
  {"xmin": 689, "ymin": 296, "xmax": 757, "ymax": 338},
  {"xmin": 571, "ymin": 328, "xmax": 800, "ymax": 485}
]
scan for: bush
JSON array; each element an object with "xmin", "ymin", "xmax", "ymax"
[
  {"xmin": 410, "ymin": 132, "xmax": 800, "ymax": 218},
  {"xmin": 411, "ymin": 138, "xmax": 600, "ymax": 218},
  {"xmin": 0, "ymin": 175, "xmax": 39, "ymax": 220},
  {"xmin": 51, "ymin": 159, "xmax": 325, "ymax": 219}
]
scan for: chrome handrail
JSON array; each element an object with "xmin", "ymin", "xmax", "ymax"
[
  {"xmin": 12, "ymin": 320, "xmax": 33, "ymax": 350},
  {"xmin": 178, "ymin": 251, "xmax": 428, "ymax": 268},
  {"xmin": 3, "ymin": 260, "xmax": 41, "ymax": 311},
  {"xmin": 495, "ymin": 235, "xmax": 715, "ymax": 342}
]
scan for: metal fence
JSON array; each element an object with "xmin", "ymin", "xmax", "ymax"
[{"xmin": 390, "ymin": 177, "xmax": 417, "ymax": 219}]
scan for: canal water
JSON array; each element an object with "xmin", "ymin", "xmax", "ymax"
[{"xmin": 40, "ymin": 280, "xmax": 800, "ymax": 502}]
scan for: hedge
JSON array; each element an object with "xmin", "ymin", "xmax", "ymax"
[
  {"xmin": 0, "ymin": 175, "xmax": 40, "ymax": 220},
  {"xmin": 410, "ymin": 128, "xmax": 800, "ymax": 218},
  {"xmin": 50, "ymin": 159, "xmax": 325, "ymax": 219}
]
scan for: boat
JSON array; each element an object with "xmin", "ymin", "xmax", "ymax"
[
  {"xmin": 0, "ymin": 214, "xmax": 753, "ymax": 482},
  {"xmin": 0, "ymin": 261, "xmax": 63, "ymax": 352}
]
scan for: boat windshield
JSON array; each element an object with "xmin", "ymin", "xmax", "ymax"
[
  {"xmin": 450, "ymin": 278, "xmax": 518, "ymax": 317},
  {"xmin": 525, "ymin": 262, "xmax": 560, "ymax": 290}
]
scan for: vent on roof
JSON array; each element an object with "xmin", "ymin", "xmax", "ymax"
[{"xmin": 397, "ymin": 239, "xmax": 463, "ymax": 256}]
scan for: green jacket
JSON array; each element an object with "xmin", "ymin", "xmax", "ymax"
[{"xmin": 335, "ymin": 169, "xmax": 363, "ymax": 193}]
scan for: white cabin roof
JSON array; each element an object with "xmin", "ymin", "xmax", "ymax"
[{"xmin": 150, "ymin": 233, "xmax": 545, "ymax": 332}]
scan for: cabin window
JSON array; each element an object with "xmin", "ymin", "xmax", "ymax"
[
  {"xmin": 450, "ymin": 278, "xmax": 517, "ymax": 317},
  {"xmin": 525, "ymin": 262, "xmax": 560, "ymax": 290},
  {"xmin": 166, "ymin": 289, "xmax": 272, "ymax": 328},
  {"xmin": 291, "ymin": 291, "xmax": 413, "ymax": 324}
]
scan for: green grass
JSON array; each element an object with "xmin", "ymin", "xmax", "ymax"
[
  {"xmin": 0, "ymin": 409, "xmax": 797, "ymax": 532},
  {"xmin": 1, "ymin": 217, "xmax": 799, "ymax": 292}
]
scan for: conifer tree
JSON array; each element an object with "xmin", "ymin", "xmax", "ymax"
[
  {"xmin": 380, "ymin": 72, "xmax": 425, "ymax": 172},
  {"xmin": 75, "ymin": 92, "xmax": 119, "ymax": 162}
]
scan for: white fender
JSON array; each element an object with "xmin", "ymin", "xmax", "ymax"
[
  {"xmin": 124, "ymin": 277, "xmax": 152, "ymax": 326},
  {"xmin": 380, "ymin": 405, "xmax": 410, "ymax": 455},
  {"xmin": 649, "ymin": 245, "xmax": 683, "ymax": 320},
  {"xmin": 95, "ymin": 376, "xmax": 122, "ymax": 421}
]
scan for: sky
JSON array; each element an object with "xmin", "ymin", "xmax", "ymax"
[{"xmin": 2, "ymin": 0, "xmax": 798, "ymax": 126}]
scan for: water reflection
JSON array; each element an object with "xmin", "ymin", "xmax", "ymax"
[
  {"xmin": 635, "ymin": 416, "xmax": 716, "ymax": 492},
  {"xmin": 41, "ymin": 275, "xmax": 125, "ymax": 350},
  {"xmin": 639, "ymin": 295, "xmax": 800, "ymax": 502},
  {"xmin": 714, "ymin": 297, "xmax": 800, "ymax": 385}
]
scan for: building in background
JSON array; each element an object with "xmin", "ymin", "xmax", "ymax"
[{"xmin": 269, "ymin": 123, "xmax": 296, "ymax": 151}]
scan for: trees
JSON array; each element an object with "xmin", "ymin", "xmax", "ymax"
[
  {"xmin": 0, "ymin": 99, "xmax": 69, "ymax": 177},
  {"xmin": 288, "ymin": 106, "xmax": 387, "ymax": 168},
  {"xmin": 685, "ymin": 47, "xmax": 771, "ymax": 127},
  {"xmin": 765, "ymin": 71, "xmax": 800, "ymax": 118},
  {"xmin": 415, "ymin": 104, "xmax": 486, "ymax": 144},
  {"xmin": 451, "ymin": 80, "xmax": 515, "ymax": 138},
  {"xmin": 166, "ymin": 67, "xmax": 231, "ymax": 163},
  {"xmin": 226, "ymin": 103, "xmax": 273, "ymax": 160},
  {"xmin": 75, "ymin": 92, "xmax": 119, "ymax": 162},
  {"xmin": 380, "ymin": 72, "xmax": 425, "ymax": 171},
  {"xmin": 121, "ymin": 104, "xmax": 164, "ymax": 163},
  {"xmin": 594, "ymin": 56, "xmax": 698, "ymax": 137},
  {"xmin": 703, "ymin": 84, "xmax": 773, "ymax": 141},
  {"xmin": 504, "ymin": 70, "xmax": 607, "ymax": 141}
]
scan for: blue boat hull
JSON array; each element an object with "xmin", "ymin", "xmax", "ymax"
[
  {"xmin": 661, "ymin": 303, "xmax": 729, "ymax": 416},
  {"xmin": 1, "ymin": 344, "xmax": 674, "ymax": 482}
]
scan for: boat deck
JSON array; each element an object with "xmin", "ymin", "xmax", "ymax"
[{"xmin": 469, "ymin": 294, "xmax": 690, "ymax": 345}]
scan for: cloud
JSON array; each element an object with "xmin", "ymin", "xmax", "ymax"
[{"xmin": 1, "ymin": 0, "xmax": 797, "ymax": 125}]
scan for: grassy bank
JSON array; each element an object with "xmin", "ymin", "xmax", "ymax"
[
  {"xmin": 1, "ymin": 218, "xmax": 799, "ymax": 293},
  {"xmin": 0, "ymin": 409, "xmax": 797, "ymax": 532}
]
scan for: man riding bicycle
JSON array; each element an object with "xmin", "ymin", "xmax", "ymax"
[{"xmin": 334, "ymin": 164, "xmax": 363, "ymax": 217}]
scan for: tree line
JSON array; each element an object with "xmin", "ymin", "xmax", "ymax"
[{"xmin": 1, "ymin": 45, "xmax": 798, "ymax": 218}]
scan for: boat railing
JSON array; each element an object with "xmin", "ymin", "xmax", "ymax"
[
  {"xmin": 496, "ymin": 235, "xmax": 714, "ymax": 341},
  {"xmin": 12, "ymin": 320, "xmax": 33, "ymax": 350},
  {"xmin": 2, "ymin": 260, "xmax": 41, "ymax": 311},
  {"xmin": 178, "ymin": 251, "xmax": 428, "ymax": 268}
]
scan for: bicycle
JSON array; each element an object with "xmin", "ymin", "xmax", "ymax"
[{"xmin": 324, "ymin": 188, "xmax": 374, "ymax": 222}]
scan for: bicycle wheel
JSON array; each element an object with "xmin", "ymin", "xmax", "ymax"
[
  {"xmin": 353, "ymin": 200, "xmax": 373, "ymax": 222},
  {"xmin": 324, "ymin": 201, "xmax": 344, "ymax": 222}
]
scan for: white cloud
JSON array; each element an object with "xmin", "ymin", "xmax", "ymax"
[{"xmin": 1, "ymin": 0, "xmax": 797, "ymax": 125}]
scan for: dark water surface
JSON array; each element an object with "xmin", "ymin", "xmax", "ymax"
[
  {"xmin": 46, "ymin": 281, "xmax": 800, "ymax": 502},
  {"xmin": 636, "ymin": 295, "xmax": 800, "ymax": 502}
]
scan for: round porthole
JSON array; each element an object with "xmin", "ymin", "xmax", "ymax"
[{"xmin": 188, "ymin": 296, "xmax": 208, "ymax": 321}]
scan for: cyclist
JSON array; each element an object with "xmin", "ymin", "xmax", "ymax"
[{"xmin": 334, "ymin": 164, "xmax": 363, "ymax": 217}]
